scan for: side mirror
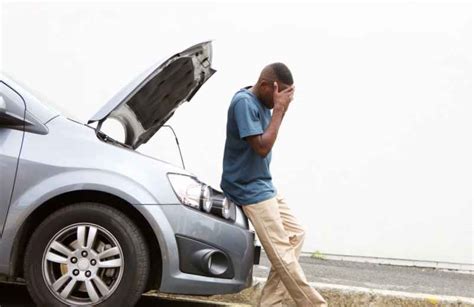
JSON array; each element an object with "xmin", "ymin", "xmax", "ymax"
[
  {"xmin": 0, "ymin": 95, "xmax": 25, "ymax": 127},
  {"xmin": 0, "ymin": 90, "xmax": 48, "ymax": 134},
  {"xmin": 0, "ymin": 96, "xmax": 6, "ymax": 114}
]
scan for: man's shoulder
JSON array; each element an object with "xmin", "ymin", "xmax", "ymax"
[
  {"xmin": 232, "ymin": 88, "xmax": 253, "ymax": 102},
  {"xmin": 231, "ymin": 89, "xmax": 258, "ymax": 110}
]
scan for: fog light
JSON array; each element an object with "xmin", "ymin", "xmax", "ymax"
[
  {"xmin": 207, "ymin": 251, "xmax": 228, "ymax": 276},
  {"xmin": 194, "ymin": 249, "xmax": 229, "ymax": 276}
]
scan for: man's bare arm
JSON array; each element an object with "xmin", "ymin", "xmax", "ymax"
[{"xmin": 246, "ymin": 83, "xmax": 294, "ymax": 157}]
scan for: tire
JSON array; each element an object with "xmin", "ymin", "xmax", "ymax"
[{"xmin": 24, "ymin": 202, "xmax": 150, "ymax": 307}]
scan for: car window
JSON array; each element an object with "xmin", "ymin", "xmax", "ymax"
[{"xmin": 1, "ymin": 74, "xmax": 75, "ymax": 119}]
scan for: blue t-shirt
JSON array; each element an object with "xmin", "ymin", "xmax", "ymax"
[{"xmin": 220, "ymin": 87, "xmax": 276, "ymax": 206}]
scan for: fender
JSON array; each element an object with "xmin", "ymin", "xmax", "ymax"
[{"xmin": 0, "ymin": 169, "xmax": 176, "ymax": 279}]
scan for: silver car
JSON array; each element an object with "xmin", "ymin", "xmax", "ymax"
[{"xmin": 0, "ymin": 41, "xmax": 259, "ymax": 306}]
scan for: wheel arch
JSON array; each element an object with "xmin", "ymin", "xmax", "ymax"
[{"xmin": 10, "ymin": 190, "xmax": 162, "ymax": 290}]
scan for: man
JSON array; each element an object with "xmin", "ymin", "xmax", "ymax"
[{"xmin": 221, "ymin": 63, "xmax": 327, "ymax": 307}]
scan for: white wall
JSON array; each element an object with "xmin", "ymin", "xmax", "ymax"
[{"xmin": 1, "ymin": 1, "xmax": 472, "ymax": 264}]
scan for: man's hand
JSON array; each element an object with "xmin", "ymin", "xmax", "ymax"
[{"xmin": 273, "ymin": 82, "xmax": 295, "ymax": 114}]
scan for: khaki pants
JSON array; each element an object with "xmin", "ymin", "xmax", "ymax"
[{"xmin": 243, "ymin": 194, "xmax": 327, "ymax": 307}]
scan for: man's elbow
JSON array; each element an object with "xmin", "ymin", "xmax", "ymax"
[
  {"xmin": 246, "ymin": 136, "xmax": 271, "ymax": 157},
  {"xmin": 256, "ymin": 147, "xmax": 271, "ymax": 158}
]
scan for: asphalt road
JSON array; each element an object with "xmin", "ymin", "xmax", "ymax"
[
  {"xmin": 254, "ymin": 253, "xmax": 474, "ymax": 298},
  {"xmin": 2, "ymin": 256, "xmax": 473, "ymax": 306},
  {"xmin": 0, "ymin": 282, "xmax": 218, "ymax": 307}
]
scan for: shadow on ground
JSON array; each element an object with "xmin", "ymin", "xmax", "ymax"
[{"xmin": 0, "ymin": 282, "xmax": 218, "ymax": 306}]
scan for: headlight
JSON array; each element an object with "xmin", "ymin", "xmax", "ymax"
[
  {"xmin": 201, "ymin": 184, "xmax": 213, "ymax": 213},
  {"xmin": 167, "ymin": 173, "xmax": 234, "ymax": 220},
  {"xmin": 221, "ymin": 198, "xmax": 231, "ymax": 219},
  {"xmin": 168, "ymin": 174, "xmax": 211, "ymax": 210},
  {"xmin": 209, "ymin": 192, "xmax": 234, "ymax": 220}
]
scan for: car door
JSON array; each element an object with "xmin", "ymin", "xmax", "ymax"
[{"xmin": 0, "ymin": 81, "xmax": 26, "ymax": 236}]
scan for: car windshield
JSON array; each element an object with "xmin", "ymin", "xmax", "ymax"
[{"xmin": 3, "ymin": 73, "xmax": 77, "ymax": 120}]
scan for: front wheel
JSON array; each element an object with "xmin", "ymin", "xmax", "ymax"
[{"xmin": 24, "ymin": 203, "xmax": 150, "ymax": 306}]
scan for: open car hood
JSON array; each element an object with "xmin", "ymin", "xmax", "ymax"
[{"xmin": 88, "ymin": 41, "xmax": 215, "ymax": 149}]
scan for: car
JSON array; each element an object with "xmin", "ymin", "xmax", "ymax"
[{"xmin": 0, "ymin": 41, "xmax": 260, "ymax": 306}]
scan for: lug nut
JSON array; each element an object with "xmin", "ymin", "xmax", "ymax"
[
  {"xmin": 85, "ymin": 271, "xmax": 91, "ymax": 277},
  {"xmin": 81, "ymin": 251, "xmax": 88, "ymax": 257},
  {"xmin": 73, "ymin": 269, "xmax": 79, "ymax": 276},
  {"xmin": 90, "ymin": 259, "xmax": 97, "ymax": 266},
  {"xmin": 71, "ymin": 257, "xmax": 77, "ymax": 264}
]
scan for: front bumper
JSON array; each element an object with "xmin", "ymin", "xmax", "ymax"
[{"xmin": 157, "ymin": 204, "xmax": 257, "ymax": 295}]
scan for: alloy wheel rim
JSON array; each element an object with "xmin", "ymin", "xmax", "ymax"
[{"xmin": 42, "ymin": 223, "xmax": 124, "ymax": 305}]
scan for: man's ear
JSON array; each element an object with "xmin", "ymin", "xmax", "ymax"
[
  {"xmin": 263, "ymin": 80, "xmax": 275, "ymax": 91},
  {"xmin": 257, "ymin": 80, "xmax": 267, "ymax": 88}
]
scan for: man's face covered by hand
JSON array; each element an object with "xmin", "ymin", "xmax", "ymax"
[{"xmin": 259, "ymin": 79, "xmax": 293, "ymax": 108}]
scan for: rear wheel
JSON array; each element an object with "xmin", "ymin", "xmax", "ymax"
[{"xmin": 24, "ymin": 202, "xmax": 150, "ymax": 306}]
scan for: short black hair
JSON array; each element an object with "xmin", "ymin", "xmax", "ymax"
[{"xmin": 270, "ymin": 62, "xmax": 294, "ymax": 85}]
